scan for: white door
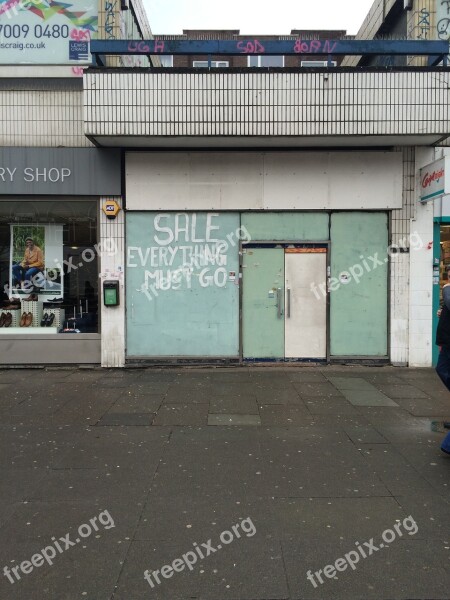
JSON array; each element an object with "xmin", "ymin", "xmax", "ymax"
[{"xmin": 284, "ymin": 250, "xmax": 327, "ymax": 359}]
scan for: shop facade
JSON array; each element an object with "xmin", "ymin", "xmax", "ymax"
[
  {"xmin": 0, "ymin": 147, "xmax": 121, "ymax": 365},
  {"xmin": 426, "ymin": 153, "xmax": 450, "ymax": 366},
  {"xmin": 124, "ymin": 150, "xmax": 402, "ymax": 364}
]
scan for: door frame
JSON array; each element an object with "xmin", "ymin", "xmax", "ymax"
[{"xmin": 240, "ymin": 240, "xmax": 331, "ymax": 363}]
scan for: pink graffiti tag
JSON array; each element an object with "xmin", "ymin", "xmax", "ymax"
[
  {"xmin": 293, "ymin": 39, "xmax": 337, "ymax": 54},
  {"xmin": 0, "ymin": 0, "xmax": 19, "ymax": 16},
  {"xmin": 236, "ymin": 39, "xmax": 266, "ymax": 54},
  {"xmin": 70, "ymin": 29, "xmax": 90, "ymax": 41},
  {"xmin": 71, "ymin": 67, "xmax": 84, "ymax": 77},
  {"xmin": 128, "ymin": 41, "xmax": 150, "ymax": 53},
  {"xmin": 127, "ymin": 40, "xmax": 164, "ymax": 53}
]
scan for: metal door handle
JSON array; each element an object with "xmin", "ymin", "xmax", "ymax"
[
  {"xmin": 277, "ymin": 288, "xmax": 283, "ymax": 318},
  {"xmin": 286, "ymin": 287, "xmax": 291, "ymax": 318}
]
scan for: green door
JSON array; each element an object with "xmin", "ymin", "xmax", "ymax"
[
  {"xmin": 242, "ymin": 247, "xmax": 284, "ymax": 359},
  {"xmin": 330, "ymin": 212, "xmax": 388, "ymax": 357}
]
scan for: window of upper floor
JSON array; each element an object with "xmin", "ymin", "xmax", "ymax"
[
  {"xmin": 192, "ymin": 60, "xmax": 230, "ymax": 67},
  {"xmin": 248, "ymin": 55, "xmax": 284, "ymax": 67}
]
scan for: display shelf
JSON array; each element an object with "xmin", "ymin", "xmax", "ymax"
[
  {"xmin": 21, "ymin": 301, "xmax": 43, "ymax": 327},
  {"xmin": 0, "ymin": 310, "xmax": 21, "ymax": 327},
  {"xmin": 42, "ymin": 308, "xmax": 65, "ymax": 329},
  {"xmin": 0, "ymin": 327, "xmax": 58, "ymax": 335}
]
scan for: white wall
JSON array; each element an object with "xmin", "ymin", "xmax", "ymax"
[
  {"xmin": 409, "ymin": 147, "xmax": 436, "ymax": 367},
  {"xmin": 0, "ymin": 88, "xmax": 90, "ymax": 148},
  {"xmin": 126, "ymin": 151, "xmax": 403, "ymax": 211},
  {"xmin": 99, "ymin": 197, "xmax": 125, "ymax": 368}
]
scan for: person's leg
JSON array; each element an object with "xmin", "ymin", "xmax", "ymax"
[
  {"xmin": 436, "ymin": 346, "xmax": 450, "ymax": 392},
  {"xmin": 12, "ymin": 264, "xmax": 25, "ymax": 286},
  {"xmin": 24, "ymin": 268, "xmax": 43, "ymax": 293}
]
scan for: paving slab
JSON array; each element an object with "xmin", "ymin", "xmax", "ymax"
[
  {"xmin": 255, "ymin": 387, "xmax": 303, "ymax": 404},
  {"xmin": 294, "ymin": 382, "xmax": 345, "ymax": 397},
  {"xmin": 342, "ymin": 424, "xmax": 389, "ymax": 445},
  {"xmin": 326, "ymin": 376, "xmax": 378, "ymax": 391},
  {"xmin": 286, "ymin": 371, "xmax": 329, "ymax": 383},
  {"xmin": 0, "ymin": 498, "xmax": 141, "ymax": 543},
  {"xmin": 0, "ymin": 537, "xmax": 130, "ymax": 600},
  {"xmin": 302, "ymin": 396, "xmax": 358, "ymax": 415},
  {"xmin": 107, "ymin": 393, "xmax": 163, "ymax": 413},
  {"xmin": 96, "ymin": 412, "xmax": 154, "ymax": 426},
  {"xmin": 359, "ymin": 444, "xmax": 440, "ymax": 497},
  {"xmin": 135, "ymin": 495, "xmax": 277, "ymax": 542},
  {"xmin": 0, "ymin": 468, "xmax": 48, "ymax": 505},
  {"xmin": 152, "ymin": 404, "xmax": 209, "ymax": 426},
  {"xmin": 272, "ymin": 496, "xmax": 407, "ymax": 542},
  {"xmin": 208, "ymin": 413, "xmax": 261, "ymax": 426},
  {"xmin": 28, "ymin": 468, "xmax": 156, "ymax": 503},
  {"xmin": 375, "ymin": 384, "xmax": 431, "ymax": 399},
  {"xmin": 169, "ymin": 425, "xmax": 262, "ymax": 444},
  {"xmin": 113, "ymin": 539, "xmax": 289, "ymax": 600},
  {"xmin": 209, "ymin": 395, "xmax": 259, "ymax": 414},
  {"xmin": 283, "ymin": 538, "xmax": 450, "ymax": 600},
  {"xmin": 259, "ymin": 404, "xmax": 313, "ymax": 426},
  {"xmin": 394, "ymin": 396, "xmax": 450, "ymax": 416},
  {"xmin": 340, "ymin": 389, "xmax": 399, "ymax": 407},
  {"xmin": 164, "ymin": 385, "xmax": 212, "ymax": 404}
]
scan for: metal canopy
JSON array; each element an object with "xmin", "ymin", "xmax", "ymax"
[{"xmin": 89, "ymin": 39, "xmax": 450, "ymax": 67}]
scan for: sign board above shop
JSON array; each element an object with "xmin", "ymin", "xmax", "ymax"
[
  {"xmin": 0, "ymin": 148, "xmax": 121, "ymax": 196},
  {"xmin": 0, "ymin": 0, "xmax": 97, "ymax": 65},
  {"xmin": 420, "ymin": 156, "xmax": 450, "ymax": 202}
]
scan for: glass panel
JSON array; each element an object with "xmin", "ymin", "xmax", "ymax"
[
  {"xmin": 260, "ymin": 55, "xmax": 284, "ymax": 67},
  {"xmin": 0, "ymin": 200, "xmax": 99, "ymax": 333},
  {"xmin": 160, "ymin": 55, "xmax": 173, "ymax": 67}
]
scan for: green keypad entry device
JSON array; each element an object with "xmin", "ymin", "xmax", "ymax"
[{"xmin": 103, "ymin": 281, "xmax": 120, "ymax": 306}]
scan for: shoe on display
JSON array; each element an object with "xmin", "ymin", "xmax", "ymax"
[
  {"xmin": 19, "ymin": 312, "xmax": 27, "ymax": 327},
  {"xmin": 24, "ymin": 313, "xmax": 33, "ymax": 327},
  {"xmin": 46, "ymin": 314, "xmax": 55, "ymax": 327},
  {"xmin": 47, "ymin": 298, "xmax": 63, "ymax": 303},
  {"xmin": 24, "ymin": 293, "xmax": 38, "ymax": 301},
  {"xmin": 4, "ymin": 313, "xmax": 12, "ymax": 327},
  {"xmin": 40, "ymin": 313, "xmax": 49, "ymax": 327},
  {"xmin": 0, "ymin": 313, "xmax": 6, "ymax": 327}
]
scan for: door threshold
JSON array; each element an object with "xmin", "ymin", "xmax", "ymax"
[{"xmin": 244, "ymin": 358, "xmax": 327, "ymax": 363}]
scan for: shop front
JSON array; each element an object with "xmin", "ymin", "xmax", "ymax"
[
  {"xmin": 0, "ymin": 147, "xmax": 121, "ymax": 365},
  {"xmin": 125, "ymin": 151, "xmax": 401, "ymax": 364},
  {"xmin": 433, "ymin": 195, "xmax": 450, "ymax": 366}
]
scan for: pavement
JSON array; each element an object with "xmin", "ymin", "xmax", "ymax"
[{"xmin": 0, "ymin": 364, "xmax": 449, "ymax": 600}]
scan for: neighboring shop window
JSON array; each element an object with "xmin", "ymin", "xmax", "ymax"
[
  {"xmin": 0, "ymin": 200, "xmax": 99, "ymax": 333},
  {"xmin": 440, "ymin": 226, "xmax": 450, "ymax": 299}
]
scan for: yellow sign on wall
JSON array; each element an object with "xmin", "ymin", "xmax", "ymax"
[{"xmin": 102, "ymin": 199, "xmax": 121, "ymax": 219}]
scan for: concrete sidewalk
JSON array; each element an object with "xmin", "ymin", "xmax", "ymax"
[{"xmin": 0, "ymin": 365, "xmax": 449, "ymax": 599}]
